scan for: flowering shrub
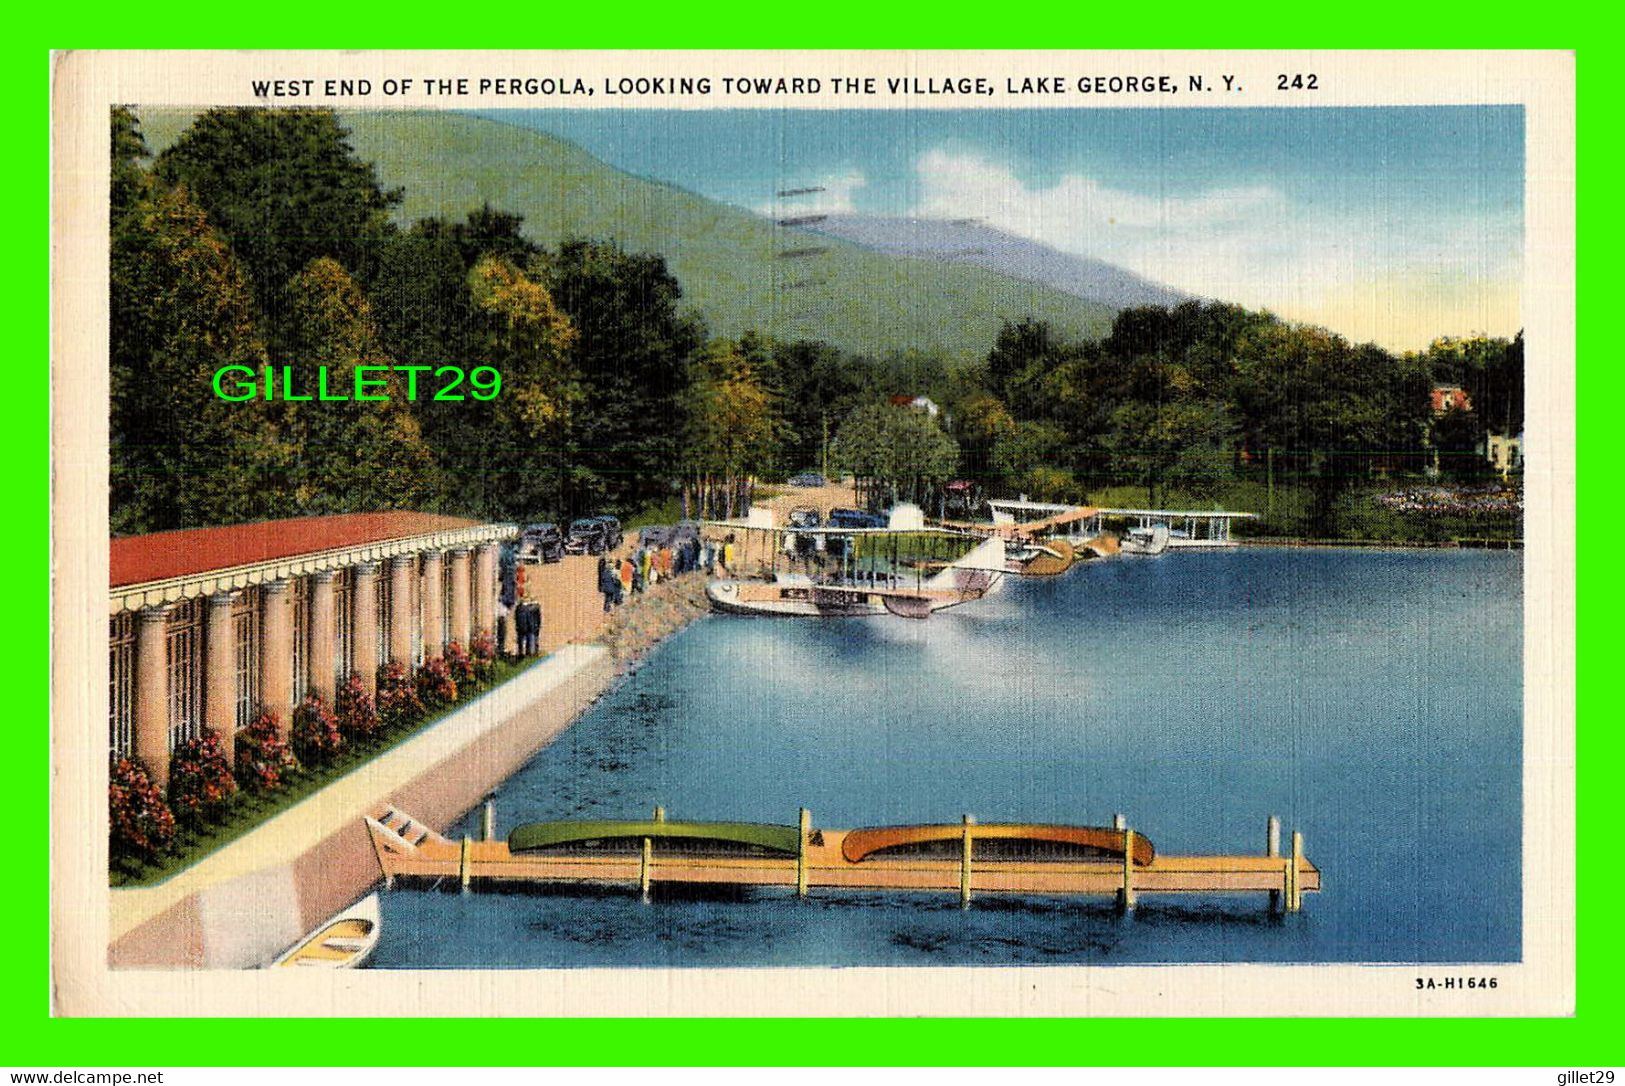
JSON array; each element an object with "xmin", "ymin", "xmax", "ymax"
[
  {"xmin": 335, "ymin": 674, "xmax": 383, "ymax": 744},
  {"xmin": 110, "ymin": 756, "xmax": 176, "ymax": 862},
  {"xmin": 292, "ymin": 693, "xmax": 343, "ymax": 766},
  {"xmin": 415, "ymin": 656, "xmax": 458, "ymax": 708},
  {"xmin": 444, "ymin": 640, "xmax": 477, "ymax": 686},
  {"xmin": 376, "ymin": 661, "xmax": 423, "ymax": 728},
  {"xmin": 235, "ymin": 711, "xmax": 298, "ymax": 792},
  {"xmin": 469, "ymin": 633, "xmax": 497, "ymax": 682},
  {"xmin": 167, "ymin": 729, "xmax": 238, "ymax": 825}
]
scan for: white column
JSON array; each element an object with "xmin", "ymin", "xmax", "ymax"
[{"xmin": 133, "ymin": 605, "xmax": 172, "ymax": 788}]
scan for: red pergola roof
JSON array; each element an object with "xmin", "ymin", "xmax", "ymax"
[{"xmin": 111, "ymin": 512, "xmax": 485, "ymax": 588}]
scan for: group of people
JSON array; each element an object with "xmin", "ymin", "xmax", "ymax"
[
  {"xmin": 595, "ymin": 533, "xmax": 737, "ymax": 612},
  {"xmin": 497, "ymin": 563, "xmax": 544, "ymax": 656}
]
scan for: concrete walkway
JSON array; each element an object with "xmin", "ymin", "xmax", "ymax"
[{"xmin": 109, "ymin": 643, "xmax": 609, "ymax": 945}]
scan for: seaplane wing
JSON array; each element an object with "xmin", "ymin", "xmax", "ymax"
[{"xmin": 939, "ymin": 506, "xmax": 1098, "ymax": 539}]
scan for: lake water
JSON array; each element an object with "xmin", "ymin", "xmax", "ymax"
[{"xmin": 369, "ymin": 547, "xmax": 1523, "ymax": 968}]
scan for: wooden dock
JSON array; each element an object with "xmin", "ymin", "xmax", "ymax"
[{"xmin": 366, "ymin": 805, "xmax": 1321, "ymax": 911}]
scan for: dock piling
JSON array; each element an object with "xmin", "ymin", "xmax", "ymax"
[
  {"xmin": 797, "ymin": 807, "xmax": 811, "ymax": 898},
  {"xmin": 459, "ymin": 835, "xmax": 471, "ymax": 892},
  {"xmin": 1287, "ymin": 831, "xmax": 1304, "ymax": 913},
  {"xmin": 1112, "ymin": 813, "xmax": 1126, "ymax": 831},
  {"xmin": 481, "ymin": 799, "xmax": 495, "ymax": 843},
  {"xmin": 641, "ymin": 805, "xmax": 662, "ymax": 902},
  {"xmin": 1267, "ymin": 815, "xmax": 1281, "ymax": 911},
  {"xmin": 1119, "ymin": 827, "xmax": 1137, "ymax": 912},
  {"xmin": 960, "ymin": 814, "xmax": 975, "ymax": 908}
]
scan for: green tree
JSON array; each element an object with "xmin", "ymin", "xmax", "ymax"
[
  {"xmin": 986, "ymin": 317, "xmax": 1056, "ymax": 399},
  {"xmin": 542, "ymin": 239, "xmax": 703, "ymax": 515},
  {"xmin": 110, "ymin": 184, "xmax": 290, "ymax": 531},
  {"xmin": 831, "ymin": 403, "xmax": 959, "ymax": 510},
  {"xmin": 155, "ymin": 108, "xmax": 402, "ymax": 327},
  {"xmin": 993, "ymin": 420, "xmax": 1075, "ymax": 502},
  {"xmin": 110, "ymin": 106, "xmax": 150, "ymax": 222},
  {"xmin": 440, "ymin": 255, "xmax": 581, "ymax": 518},
  {"xmin": 364, "ymin": 229, "xmax": 474, "ymax": 366},
  {"xmin": 1430, "ymin": 405, "xmax": 1486, "ymax": 480},
  {"xmin": 951, "ymin": 391, "xmax": 1017, "ymax": 491},
  {"xmin": 772, "ymin": 338, "xmax": 868, "ymax": 478},
  {"xmin": 682, "ymin": 340, "xmax": 779, "ymax": 519},
  {"xmin": 278, "ymin": 257, "xmax": 440, "ymax": 515},
  {"xmin": 415, "ymin": 202, "xmax": 542, "ymax": 268}
]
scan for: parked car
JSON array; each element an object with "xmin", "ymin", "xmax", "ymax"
[
  {"xmin": 592, "ymin": 515, "xmax": 624, "ymax": 551},
  {"xmin": 517, "ymin": 523, "xmax": 565, "ymax": 564},
  {"xmin": 638, "ymin": 524, "xmax": 673, "ymax": 549},
  {"xmin": 787, "ymin": 506, "xmax": 822, "ymax": 529},
  {"xmin": 788, "ymin": 472, "xmax": 826, "ymax": 488},
  {"xmin": 565, "ymin": 518, "xmax": 607, "ymax": 555},
  {"xmin": 827, "ymin": 508, "xmax": 887, "ymax": 529}
]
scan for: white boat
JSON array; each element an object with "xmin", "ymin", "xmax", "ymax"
[
  {"xmin": 1119, "ymin": 523, "xmax": 1171, "ymax": 556},
  {"xmin": 270, "ymin": 893, "xmax": 381, "ymax": 968}
]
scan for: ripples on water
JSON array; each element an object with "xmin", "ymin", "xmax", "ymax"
[{"xmin": 370, "ymin": 548, "xmax": 1522, "ymax": 968}]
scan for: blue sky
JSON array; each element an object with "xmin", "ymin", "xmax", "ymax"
[{"xmin": 480, "ymin": 107, "xmax": 1524, "ymax": 351}]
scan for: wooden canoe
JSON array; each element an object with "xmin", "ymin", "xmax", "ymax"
[
  {"xmin": 841, "ymin": 823, "xmax": 1156, "ymax": 866},
  {"xmin": 271, "ymin": 893, "xmax": 381, "ymax": 968}
]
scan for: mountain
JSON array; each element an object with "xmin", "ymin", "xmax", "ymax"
[
  {"xmin": 805, "ymin": 214, "xmax": 1191, "ymax": 311},
  {"xmin": 134, "ymin": 110, "xmax": 1116, "ymax": 364}
]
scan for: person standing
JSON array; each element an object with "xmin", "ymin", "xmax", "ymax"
[
  {"xmin": 597, "ymin": 556, "xmax": 617, "ymax": 613},
  {"xmin": 517, "ymin": 593, "xmax": 542, "ymax": 656}
]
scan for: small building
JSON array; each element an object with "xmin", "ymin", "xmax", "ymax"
[
  {"xmin": 109, "ymin": 512, "xmax": 513, "ymax": 788},
  {"xmin": 1431, "ymin": 385, "xmax": 1472, "ymax": 414},
  {"xmin": 1483, "ymin": 430, "xmax": 1524, "ymax": 473}
]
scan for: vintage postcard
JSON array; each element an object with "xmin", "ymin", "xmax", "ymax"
[{"xmin": 50, "ymin": 49, "xmax": 1575, "ymax": 1016}]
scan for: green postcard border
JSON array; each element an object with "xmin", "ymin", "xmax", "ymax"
[{"xmin": 22, "ymin": 5, "xmax": 1610, "ymax": 1067}]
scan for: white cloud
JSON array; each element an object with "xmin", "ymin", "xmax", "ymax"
[{"xmin": 909, "ymin": 147, "xmax": 1520, "ymax": 351}]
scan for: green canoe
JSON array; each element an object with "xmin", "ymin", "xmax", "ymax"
[{"xmin": 508, "ymin": 819, "xmax": 801, "ymax": 856}]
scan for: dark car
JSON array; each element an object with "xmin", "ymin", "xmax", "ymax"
[
  {"xmin": 638, "ymin": 524, "xmax": 673, "ymax": 549},
  {"xmin": 788, "ymin": 472, "xmax": 826, "ymax": 488},
  {"xmin": 565, "ymin": 518, "xmax": 607, "ymax": 555},
  {"xmin": 787, "ymin": 506, "xmax": 821, "ymax": 529},
  {"xmin": 517, "ymin": 523, "xmax": 565, "ymax": 564},
  {"xmin": 827, "ymin": 507, "xmax": 887, "ymax": 529},
  {"xmin": 592, "ymin": 515, "xmax": 624, "ymax": 551}
]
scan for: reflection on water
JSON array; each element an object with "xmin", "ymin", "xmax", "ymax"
[{"xmin": 370, "ymin": 548, "xmax": 1522, "ymax": 967}]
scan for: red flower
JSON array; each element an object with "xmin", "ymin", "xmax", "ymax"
[
  {"xmin": 469, "ymin": 633, "xmax": 497, "ymax": 681},
  {"xmin": 167, "ymin": 729, "xmax": 238, "ymax": 826},
  {"xmin": 235, "ymin": 711, "xmax": 299, "ymax": 793},
  {"xmin": 292, "ymin": 694, "xmax": 343, "ymax": 766},
  {"xmin": 376, "ymin": 661, "xmax": 423, "ymax": 728},
  {"xmin": 415, "ymin": 657, "xmax": 458, "ymax": 708},
  {"xmin": 443, "ymin": 641, "xmax": 477, "ymax": 685},
  {"xmin": 110, "ymin": 755, "xmax": 176, "ymax": 861},
  {"xmin": 335, "ymin": 674, "xmax": 383, "ymax": 743}
]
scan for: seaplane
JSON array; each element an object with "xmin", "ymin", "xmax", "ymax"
[
  {"xmin": 938, "ymin": 500, "xmax": 1118, "ymax": 574},
  {"xmin": 705, "ymin": 533, "xmax": 1005, "ymax": 619}
]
